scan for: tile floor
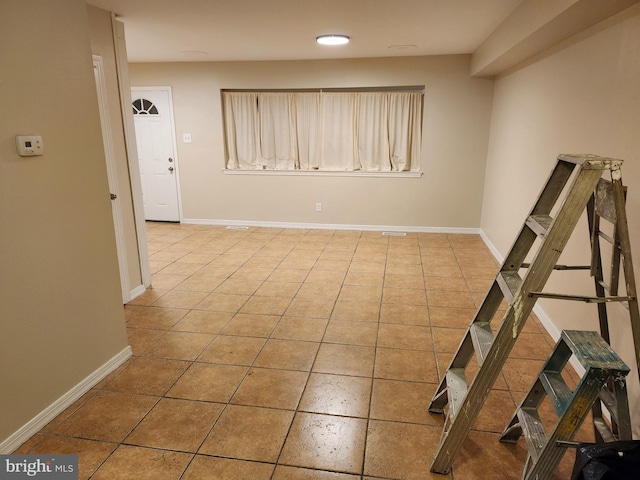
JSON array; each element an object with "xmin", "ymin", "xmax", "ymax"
[{"xmin": 17, "ymin": 222, "xmax": 594, "ymax": 479}]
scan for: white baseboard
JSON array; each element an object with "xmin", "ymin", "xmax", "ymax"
[
  {"xmin": 129, "ymin": 284, "xmax": 146, "ymax": 301},
  {"xmin": 182, "ymin": 217, "xmax": 481, "ymax": 235},
  {"xmin": 0, "ymin": 346, "xmax": 133, "ymax": 454}
]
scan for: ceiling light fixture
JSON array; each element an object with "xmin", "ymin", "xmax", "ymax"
[{"xmin": 316, "ymin": 34, "xmax": 350, "ymax": 46}]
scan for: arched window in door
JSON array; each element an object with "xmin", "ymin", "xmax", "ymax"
[{"xmin": 132, "ymin": 98, "xmax": 159, "ymax": 115}]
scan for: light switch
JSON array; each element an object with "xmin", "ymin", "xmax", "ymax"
[{"xmin": 16, "ymin": 135, "xmax": 44, "ymax": 156}]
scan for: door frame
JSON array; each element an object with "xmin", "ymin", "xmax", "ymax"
[
  {"xmin": 111, "ymin": 14, "xmax": 150, "ymax": 290},
  {"xmin": 131, "ymin": 85, "xmax": 183, "ymax": 222},
  {"xmin": 93, "ymin": 55, "xmax": 131, "ymax": 302}
]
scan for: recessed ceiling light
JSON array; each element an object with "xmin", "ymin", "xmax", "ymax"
[{"xmin": 316, "ymin": 35, "xmax": 350, "ymax": 46}]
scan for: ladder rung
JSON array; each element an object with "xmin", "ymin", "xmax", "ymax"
[
  {"xmin": 522, "ymin": 263, "xmax": 591, "ymax": 271},
  {"xmin": 526, "ymin": 214, "xmax": 553, "ymax": 237},
  {"xmin": 497, "ymin": 271, "xmax": 522, "ymax": 303},
  {"xmin": 470, "ymin": 322, "xmax": 494, "ymax": 366},
  {"xmin": 529, "ymin": 292, "xmax": 635, "ymax": 304},
  {"xmin": 539, "ymin": 371, "xmax": 572, "ymax": 416},
  {"xmin": 593, "ymin": 418, "xmax": 616, "ymax": 443},
  {"xmin": 598, "ymin": 230, "xmax": 616, "ymax": 245},
  {"xmin": 446, "ymin": 368, "xmax": 468, "ymax": 422},
  {"xmin": 517, "ymin": 407, "xmax": 548, "ymax": 463}
]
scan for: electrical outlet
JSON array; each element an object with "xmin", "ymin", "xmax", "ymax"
[
  {"xmin": 315, "ymin": 202, "xmax": 322, "ymax": 212},
  {"xmin": 182, "ymin": 133, "xmax": 192, "ymax": 143}
]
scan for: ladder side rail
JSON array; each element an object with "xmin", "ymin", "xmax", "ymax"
[
  {"xmin": 587, "ymin": 195, "xmax": 612, "ymax": 343},
  {"xmin": 429, "ymin": 281, "xmax": 506, "ymax": 412},
  {"xmin": 501, "ymin": 160, "xmax": 577, "ymax": 274},
  {"xmin": 612, "ymin": 177, "xmax": 640, "ymax": 380},
  {"xmin": 430, "ymin": 166, "xmax": 605, "ymax": 475},
  {"xmin": 610, "ymin": 373, "xmax": 633, "ymax": 440},
  {"xmin": 524, "ymin": 368, "xmax": 611, "ymax": 480}
]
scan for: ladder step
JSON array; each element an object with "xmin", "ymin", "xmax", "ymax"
[
  {"xmin": 526, "ymin": 214, "xmax": 553, "ymax": 237},
  {"xmin": 593, "ymin": 418, "xmax": 616, "ymax": 443},
  {"xmin": 539, "ymin": 371, "xmax": 572, "ymax": 416},
  {"xmin": 562, "ymin": 330, "xmax": 630, "ymax": 373},
  {"xmin": 517, "ymin": 407, "xmax": 548, "ymax": 463},
  {"xmin": 446, "ymin": 368, "xmax": 468, "ymax": 422},
  {"xmin": 497, "ymin": 271, "xmax": 522, "ymax": 303},
  {"xmin": 598, "ymin": 386, "xmax": 621, "ymax": 426},
  {"xmin": 470, "ymin": 322, "xmax": 494, "ymax": 366}
]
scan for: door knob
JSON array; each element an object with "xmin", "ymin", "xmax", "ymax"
[
  {"xmin": 110, "ymin": 193, "xmax": 117, "ymax": 200},
  {"xmin": 168, "ymin": 166, "xmax": 174, "ymax": 172},
  {"xmin": 168, "ymin": 158, "xmax": 173, "ymax": 162}
]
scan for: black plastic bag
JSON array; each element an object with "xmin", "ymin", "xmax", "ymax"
[{"xmin": 571, "ymin": 440, "xmax": 640, "ymax": 480}]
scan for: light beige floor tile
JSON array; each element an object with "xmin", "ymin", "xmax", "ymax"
[
  {"xmin": 370, "ymin": 379, "xmax": 441, "ymax": 425},
  {"xmin": 313, "ymin": 343, "xmax": 375, "ymax": 377},
  {"xmin": 103, "ymin": 357, "xmax": 189, "ymax": 396},
  {"xmin": 182, "ymin": 456, "xmax": 275, "ymax": 480},
  {"xmin": 167, "ymin": 363, "xmax": 247, "ymax": 403},
  {"xmin": 271, "ymin": 316, "xmax": 329, "ymax": 342},
  {"xmin": 231, "ymin": 367, "xmax": 308, "ymax": 409},
  {"xmin": 279, "ymin": 412, "xmax": 367, "ymax": 474},
  {"xmin": 53, "ymin": 391, "xmax": 158, "ymax": 443},
  {"xmin": 125, "ymin": 398, "xmax": 223, "ymax": 452},
  {"xmin": 299, "ymin": 373, "xmax": 371, "ymax": 418},
  {"xmin": 322, "ymin": 319, "xmax": 378, "ymax": 346},
  {"xmin": 91, "ymin": 445, "xmax": 192, "ymax": 480},
  {"xmin": 378, "ymin": 324, "xmax": 432, "ymax": 350},
  {"xmin": 199, "ymin": 404, "xmax": 294, "ymax": 462},
  {"xmin": 254, "ymin": 339, "xmax": 319, "ymax": 371},
  {"xmin": 221, "ymin": 313, "xmax": 280, "ymax": 337},
  {"xmin": 364, "ymin": 420, "xmax": 446, "ymax": 480},
  {"xmin": 198, "ymin": 334, "xmax": 266, "ymax": 365}
]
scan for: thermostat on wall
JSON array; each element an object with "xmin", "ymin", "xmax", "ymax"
[{"xmin": 16, "ymin": 135, "xmax": 44, "ymax": 156}]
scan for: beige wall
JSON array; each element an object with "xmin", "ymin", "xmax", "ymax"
[
  {"xmin": 0, "ymin": 0, "xmax": 129, "ymax": 445},
  {"xmin": 129, "ymin": 56, "xmax": 494, "ymax": 229},
  {"xmin": 481, "ymin": 5, "xmax": 640, "ymax": 435},
  {"xmin": 87, "ymin": 6, "xmax": 143, "ymax": 297}
]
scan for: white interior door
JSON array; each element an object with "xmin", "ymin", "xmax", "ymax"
[
  {"xmin": 131, "ymin": 87, "xmax": 180, "ymax": 222},
  {"xmin": 94, "ymin": 56, "xmax": 130, "ymax": 302}
]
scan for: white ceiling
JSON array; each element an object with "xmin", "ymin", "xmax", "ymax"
[{"xmin": 86, "ymin": 0, "xmax": 524, "ymax": 63}]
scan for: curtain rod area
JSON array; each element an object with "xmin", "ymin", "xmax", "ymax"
[{"xmin": 222, "ymin": 86, "xmax": 425, "ymax": 94}]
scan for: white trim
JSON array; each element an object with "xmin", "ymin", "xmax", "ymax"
[
  {"xmin": 479, "ymin": 229, "xmax": 586, "ymax": 376},
  {"xmin": 0, "ymin": 346, "xmax": 133, "ymax": 454},
  {"xmin": 93, "ymin": 55, "xmax": 131, "ymax": 303},
  {"xmin": 223, "ymin": 169, "xmax": 422, "ymax": 178},
  {"xmin": 183, "ymin": 217, "xmax": 480, "ymax": 234},
  {"xmin": 111, "ymin": 15, "xmax": 151, "ymax": 289},
  {"xmin": 129, "ymin": 284, "xmax": 147, "ymax": 301}
]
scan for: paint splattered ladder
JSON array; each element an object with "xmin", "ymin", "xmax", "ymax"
[{"xmin": 428, "ymin": 154, "xmax": 640, "ymax": 475}]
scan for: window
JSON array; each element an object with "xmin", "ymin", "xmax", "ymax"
[
  {"xmin": 222, "ymin": 88, "xmax": 423, "ymax": 173},
  {"xmin": 132, "ymin": 98, "xmax": 159, "ymax": 115}
]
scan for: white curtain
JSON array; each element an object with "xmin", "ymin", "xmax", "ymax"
[
  {"xmin": 357, "ymin": 93, "xmax": 391, "ymax": 171},
  {"xmin": 388, "ymin": 92, "xmax": 422, "ymax": 172},
  {"xmin": 294, "ymin": 93, "xmax": 321, "ymax": 170},
  {"xmin": 258, "ymin": 93, "xmax": 297, "ymax": 169},
  {"xmin": 224, "ymin": 92, "xmax": 260, "ymax": 169},
  {"xmin": 224, "ymin": 90, "xmax": 422, "ymax": 172},
  {"xmin": 319, "ymin": 93, "xmax": 359, "ymax": 171}
]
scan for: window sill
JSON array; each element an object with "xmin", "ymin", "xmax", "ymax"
[{"xmin": 223, "ymin": 169, "xmax": 422, "ymax": 178}]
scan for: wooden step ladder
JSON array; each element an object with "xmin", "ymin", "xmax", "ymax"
[
  {"xmin": 499, "ymin": 329, "xmax": 631, "ymax": 480},
  {"xmin": 428, "ymin": 154, "xmax": 640, "ymax": 474}
]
